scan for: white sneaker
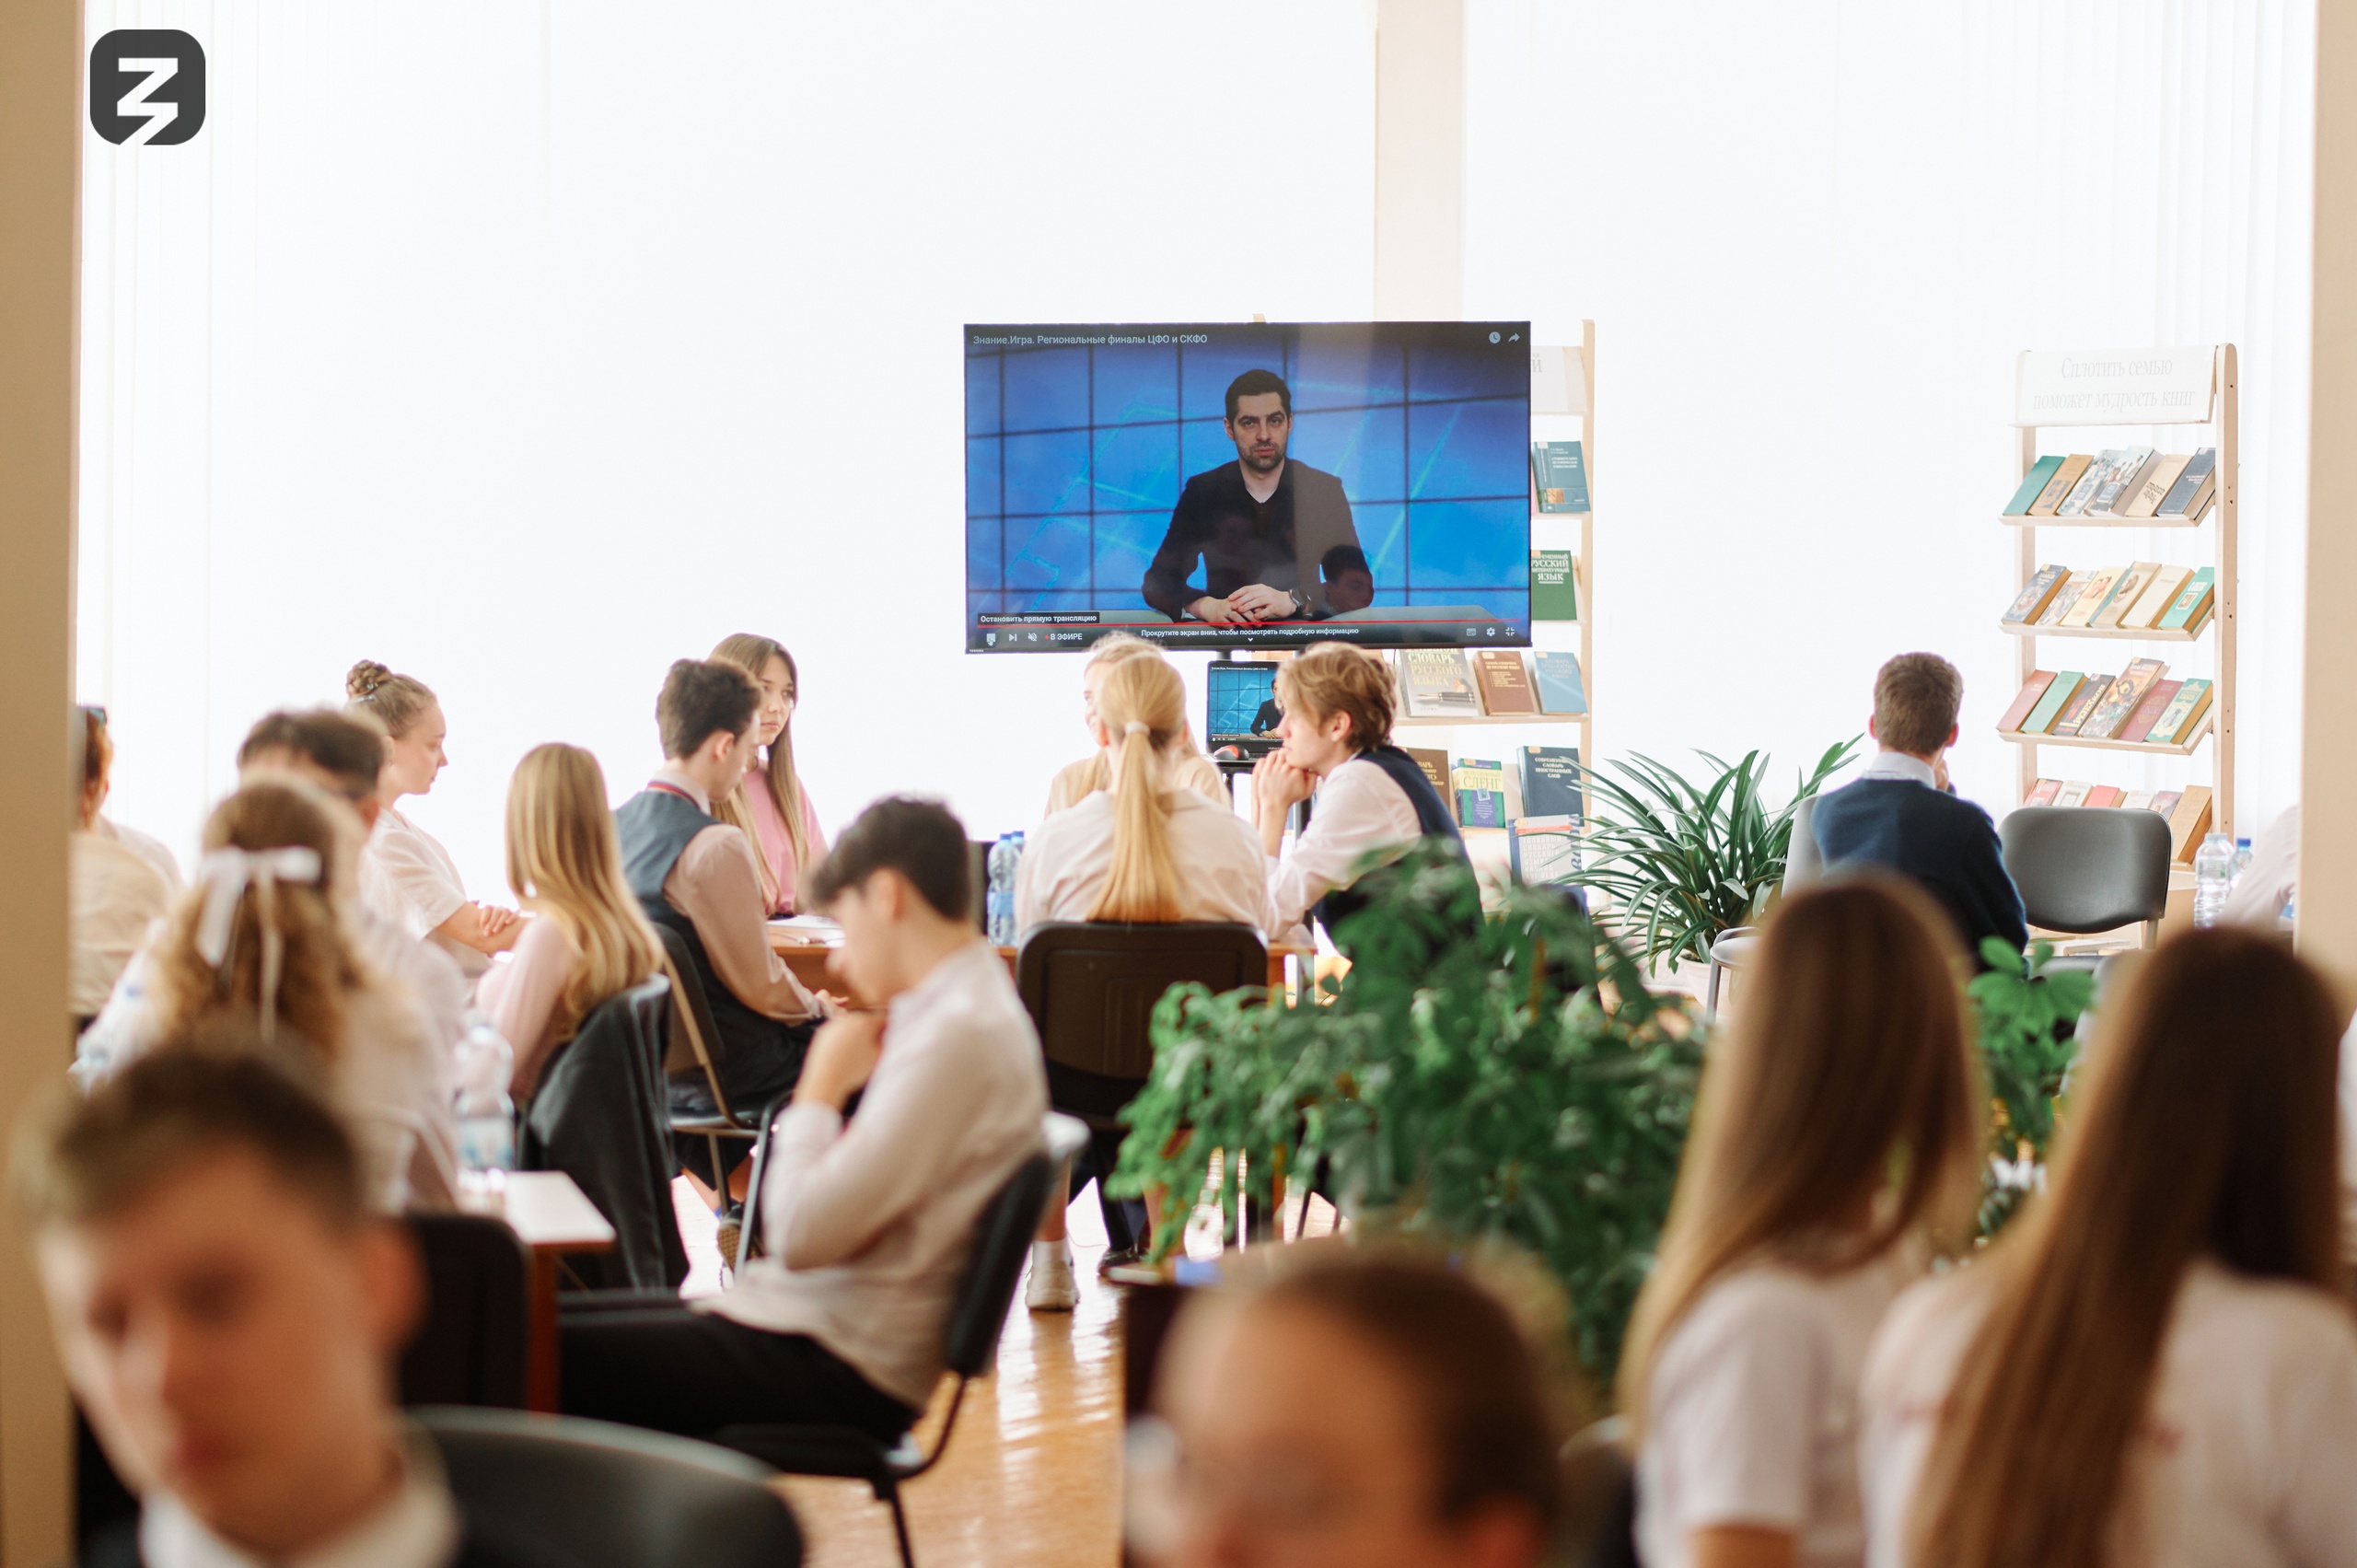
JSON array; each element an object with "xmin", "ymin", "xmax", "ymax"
[{"xmin": 1026, "ymin": 1241, "xmax": 1078, "ymax": 1311}]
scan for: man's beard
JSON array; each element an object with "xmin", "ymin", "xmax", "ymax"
[{"xmin": 1240, "ymin": 445, "xmax": 1284, "ymax": 474}]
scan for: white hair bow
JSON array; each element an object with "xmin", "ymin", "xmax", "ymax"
[{"xmin": 193, "ymin": 845, "xmax": 322, "ymax": 1045}]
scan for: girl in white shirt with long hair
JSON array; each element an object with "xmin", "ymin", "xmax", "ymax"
[
  {"xmin": 1861, "ymin": 926, "xmax": 2357, "ymax": 1568},
  {"xmin": 1620, "ymin": 877, "xmax": 1982, "ymax": 1568}
]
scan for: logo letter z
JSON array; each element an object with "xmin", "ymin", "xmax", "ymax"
[{"xmin": 115, "ymin": 58, "xmax": 179, "ymax": 145}]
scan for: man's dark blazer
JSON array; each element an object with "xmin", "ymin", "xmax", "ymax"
[
  {"xmin": 1141, "ymin": 459, "xmax": 1362, "ymax": 619},
  {"xmin": 1810, "ymin": 774, "xmax": 2029, "ymax": 965}
]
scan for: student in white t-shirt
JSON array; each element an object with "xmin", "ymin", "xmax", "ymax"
[
  {"xmin": 346, "ymin": 659, "xmax": 522, "ymax": 981},
  {"xmin": 1618, "ymin": 878, "xmax": 1983, "ymax": 1568},
  {"xmin": 1860, "ymin": 926, "xmax": 2357, "ymax": 1568}
]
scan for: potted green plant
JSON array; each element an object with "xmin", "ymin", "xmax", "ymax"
[
  {"xmin": 1110, "ymin": 847, "xmax": 1706, "ymax": 1376},
  {"xmin": 1572, "ymin": 740, "xmax": 1858, "ymax": 973},
  {"xmin": 1968, "ymin": 935, "xmax": 2096, "ymax": 1237}
]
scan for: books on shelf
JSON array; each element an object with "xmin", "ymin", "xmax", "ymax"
[
  {"xmin": 1997, "ymin": 671, "xmax": 2057, "ymax": 731},
  {"xmin": 2002, "ymin": 561, "xmax": 2207, "ymax": 633},
  {"xmin": 2058, "ymin": 568, "xmax": 2124, "ymax": 629},
  {"xmin": 2023, "ymin": 778, "xmax": 2061, "ymax": 807},
  {"xmin": 1508, "ymin": 816, "xmax": 1581, "ymax": 884},
  {"xmin": 2117, "ymin": 679, "xmax": 2184, "ymax": 743},
  {"xmin": 2055, "ymin": 452, "xmax": 2117, "ymax": 517},
  {"xmin": 1531, "ymin": 652, "xmax": 1586, "ymax": 714},
  {"xmin": 2156, "ymin": 567, "xmax": 2216, "ymax": 633},
  {"xmin": 2147, "ymin": 679, "xmax": 2213, "ymax": 746},
  {"xmin": 2083, "ymin": 784, "xmax": 2125, "ymax": 808},
  {"xmin": 1530, "ymin": 440, "xmax": 1589, "ymax": 513},
  {"xmin": 2053, "ymin": 780, "xmax": 2093, "ymax": 807},
  {"xmin": 2001, "ymin": 661, "xmax": 2210, "ymax": 746},
  {"xmin": 1517, "ymin": 746, "xmax": 1584, "ymax": 820},
  {"xmin": 2166, "ymin": 785, "xmax": 2214, "ymax": 861},
  {"xmin": 1399, "ymin": 650, "xmax": 1480, "ymax": 717},
  {"xmin": 2089, "ymin": 563, "xmax": 2161, "ymax": 630},
  {"xmin": 2003, "ymin": 566, "xmax": 2069, "ymax": 625},
  {"xmin": 2016, "ymin": 672, "xmax": 2085, "ymax": 735},
  {"xmin": 2086, "ymin": 447, "xmax": 2157, "ymax": 517},
  {"xmin": 1451, "ymin": 758, "xmax": 1507, "ymax": 830},
  {"xmin": 2119, "ymin": 453, "xmax": 2193, "ymax": 517},
  {"xmin": 2117, "ymin": 564, "xmax": 2193, "ymax": 631},
  {"xmin": 2028, "ymin": 455, "xmax": 2093, "ymax": 516},
  {"xmin": 2003, "ymin": 457, "xmax": 2065, "ymax": 516},
  {"xmin": 2049, "ymin": 673, "xmax": 2114, "ymax": 738},
  {"xmin": 2158, "ymin": 447, "xmax": 2217, "ymax": 518},
  {"xmin": 1403, "ymin": 747, "xmax": 1453, "ymax": 798},
  {"xmin": 1473, "ymin": 650, "xmax": 1538, "ymax": 715},
  {"xmin": 2079, "ymin": 658, "xmax": 2167, "ymax": 740},
  {"xmin": 1531, "ymin": 551, "xmax": 1578, "ymax": 621},
  {"xmin": 2035, "ymin": 572, "xmax": 2094, "ymax": 627}
]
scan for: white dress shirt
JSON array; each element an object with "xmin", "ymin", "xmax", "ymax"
[
  {"xmin": 1264, "ymin": 754, "xmax": 1423, "ymax": 937},
  {"xmin": 95, "ymin": 813, "xmax": 185, "ymax": 893},
  {"xmin": 360, "ymin": 807, "xmax": 486, "ymax": 980},
  {"xmin": 1855, "ymin": 751, "xmax": 1937, "ymax": 787},
  {"xmin": 1860, "ymin": 1258, "xmax": 2357, "ymax": 1568},
  {"xmin": 70, "ymin": 830, "xmax": 175, "ymax": 1017},
  {"xmin": 709, "ymin": 939, "xmax": 1048, "ymax": 1409},
  {"xmin": 141, "ymin": 1427, "xmax": 459, "ymax": 1568},
  {"xmin": 1016, "ymin": 786, "xmax": 1268, "ymax": 935}
]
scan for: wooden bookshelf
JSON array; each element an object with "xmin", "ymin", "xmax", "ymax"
[
  {"xmin": 2003, "ymin": 345, "xmax": 2235, "ymax": 836},
  {"xmin": 1395, "ymin": 711, "xmax": 1586, "ymax": 728}
]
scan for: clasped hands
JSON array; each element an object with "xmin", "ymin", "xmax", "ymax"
[{"xmin": 1190, "ymin": 584, "xmax": 1298, "ymax": 624}]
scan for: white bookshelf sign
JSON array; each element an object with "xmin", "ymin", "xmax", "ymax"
[{"xmin": 2014, "ymin": 346, "xmax": 2216, "ymax": 426}]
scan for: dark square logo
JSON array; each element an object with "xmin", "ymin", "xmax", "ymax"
[{"xmin": 89, "ymin": 29, "xmax": 206, "ymax": 146}]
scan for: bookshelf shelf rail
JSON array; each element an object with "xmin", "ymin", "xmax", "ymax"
[
  {"xmin": 2000, "ymin": 621, "xmax": 2207, "ymax": 644},
  {"xmin": 1999, "ymin": 512, "xmax": 2211, "ymax": 529},
  {"xmin": 1996, "ymin": 711, "xmax": 2215, "ymax": 759}
]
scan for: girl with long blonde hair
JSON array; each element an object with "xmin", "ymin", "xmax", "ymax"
[
  {"xmin": 1015, "ymin": 648, "xmax": 1269, "ymax": 1308},
  {"xmin": 1620, "ymin": 878, "xmax": 1982, "ymax": 1568},
  {"xmin": 1044, "ymin": 633, "xmax": 1227, "ymax": 816},
  {"xmin": 478, "ymin": 744, "xmax": 667, "ymax": 1097},
  {"xmin": 75, "ymin": 779, "xmax": 456, "ymax": 1214},
  {"xmin": 708, "ymin": 633, "xmax": 827, "ymax": 915},
  {"xmin": 1862, "ymin": 927, "xmax": 2357, "ymax": 1568}
]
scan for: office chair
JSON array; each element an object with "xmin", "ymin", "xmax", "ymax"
[{"xmin": 2000, "ymin": 804, "xmax": 2173, "ymax": 955}]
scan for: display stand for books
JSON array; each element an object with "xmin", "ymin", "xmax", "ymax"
[
  {"xmin": 2003, "ymin": 343, "xmax": 2235, "ymax": 834},
  {"xmin": 1391, "ymin": 319, "xmax": 1596, "ymax": 827}
]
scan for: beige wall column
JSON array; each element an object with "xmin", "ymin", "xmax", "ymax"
[
  {"xmin": 1374, "ymin": 0, "xmax": 1464, "ymax": 319},
  {"xmin": 2303, "ymin": 2, "xmax": 2357, "ymax": 993},
  {"xmin": 0, "ymin": 0, "xmax": 78, "ymax": 1559}
]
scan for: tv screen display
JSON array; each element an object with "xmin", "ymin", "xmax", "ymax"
[
  {"xmin": 965, "ymin": 320, "xmax": 1532, "ymax": 653},
  {"xmin": 1204, "ymin": 660, "xmax": 1281, "ymax": 751}
]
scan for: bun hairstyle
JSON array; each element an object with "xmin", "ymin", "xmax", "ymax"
[
  {"xmin": 1087, "ymin": 652, "xmax": 1188, "ymax": 923},
  {"xmin": 343, "ymin": 660, "xmax": 436, "ymax": 740}
]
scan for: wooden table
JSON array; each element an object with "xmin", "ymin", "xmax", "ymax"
[
  {"xmin": 767, "ymin": 927, "xmax": 1307, "ymax": 997},
  {"xmin": 461, "ymin": 1170, "xmax": 615, "ymax": 1411}
]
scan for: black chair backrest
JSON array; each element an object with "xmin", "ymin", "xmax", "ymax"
[
  {"xmin": 1999, "ymin": 805, "xmax": 2172, "ymax": 933},
  {"xmin": 942, "ymin": 1152, "xmax": 1055, "ymax": 1378},
  {"xmin": 967, "ymin": 840, "xmax": 993, "ymax": 932},
  {"xmin": 401, "ymin": 1214, "xmax": 530, "ymax": 1409},
  {"xmin": 655, "ymin": 923, "xmax": 728, "ymax": 1075},
  {"xmin": 418, "ymin": 1406, "xmax": 802, "ymax": 1568},
  {"xmin": 1015, "ymin": 922, "xmax": 1267, "ymax": 1080}
]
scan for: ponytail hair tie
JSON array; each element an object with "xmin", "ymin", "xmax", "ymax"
[
  {"xmin": 194, "ymin": 845, "xmax": 322, "ymax": 1046},
  {"xmin": 1123, "ymin": 720, "xmax": 1149, "ymax": 736}
]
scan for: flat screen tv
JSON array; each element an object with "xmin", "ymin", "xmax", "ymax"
[{"xmin": 965, "ymin": 320, "xmax": 1532, "ymax": 653}]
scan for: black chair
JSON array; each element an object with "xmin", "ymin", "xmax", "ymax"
[
  {"xmin": 417, "ymin": 1406, "xmax": 802, "ymax": 1568},
  {"xmin": 2000, "ymin": 804, "xmax": 2172, "ymax": 951},
  {"xmin": 967, "ymin": 839, "xmax": 993, "ymax": 931},
  {"xmin": 400, "ymin": 1214, "xmax": 530, "ymax": 1409},
  {"xmin": 713, "ymin": 1113, "xmax": 1090, "ymax": 1568},
  {"xmin": 1015, "ymin": 921, "xmax": 1268, "ymax": 1249},
  {"xmin": 1559, "ymin": 1416, "xmax": 1639, "ymax": 1568},
  {"xmin": 653, "ymin": 924, "xmax": 767, "ymax": 1190}
]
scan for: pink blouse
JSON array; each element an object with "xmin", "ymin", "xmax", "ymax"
[{"xmin": 743, "ymin": 779, "xmax": 829, "ymax": 916}]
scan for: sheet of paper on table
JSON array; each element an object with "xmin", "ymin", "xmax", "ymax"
[{"xmin": 767, "ymin": 914, "xmax": 842, "ymax": 945}]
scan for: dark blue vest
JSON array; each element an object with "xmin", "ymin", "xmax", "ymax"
[
  {"xmin": 1313, "ymin": 744, "xmax": 1469, "ymax": 947},
  {"xmin": 612, "ymin": 786, "xmax": 796, "ymax": 1075}
]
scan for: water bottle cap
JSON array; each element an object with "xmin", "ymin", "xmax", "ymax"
[{"xmin": 2236, "ymin": 838, "xmax": 2252, "ymax": 848}]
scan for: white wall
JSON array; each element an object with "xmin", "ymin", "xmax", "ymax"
[
  {"xmin": 1465, "ymin": 0, "xmax": 2314, "ymax": 838},
  {"xmin": 77, "ymin": 1, "xmax": 1376, "ymax": 895},
  {"xmin": 81, "ymin": 0, "xmax": 2314, "ymax": 894}
]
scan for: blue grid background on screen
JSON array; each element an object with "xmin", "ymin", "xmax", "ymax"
[
  {"xmin": 966, "ymin": 332, "xmax": 1529, "ymax": 624},
  {"xmin": 1206, "ymin": 664, "xmax": 1279, "ymax": 738}
]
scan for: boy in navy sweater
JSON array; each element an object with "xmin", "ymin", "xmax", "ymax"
[{"xmin": 1811, "ymin": 653, "xmax": 2027, "ymax": 966}]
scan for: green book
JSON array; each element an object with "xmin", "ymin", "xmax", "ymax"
[
  {"xmin": 2155, "ymin": 566, "xmax": 2216, "ymax": 631},
  {"xmin": 2019, "ymin": 672, "xmax": 2084, "ymax": 736},
  {"xmin": 1530, "ymin": 441, "xmax": 1589, "ymax": 513},
  {"xmin": 2148, "ymin": 679, "xmax": 2212, "ymax": 745},
  {"xmin": 1531, "ymin": 551, "xmax": 1578, "ymax": 620},
  {"xmin": 2003, "ymin": 456, "xmax": 2064, "ymax": 516}
]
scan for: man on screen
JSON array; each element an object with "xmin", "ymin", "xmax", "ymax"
[{"xmin": 1141, "ymin": 369, "xmax": 1367, "ymax": 623}]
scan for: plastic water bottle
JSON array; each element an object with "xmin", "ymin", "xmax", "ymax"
[
  {"xmin": 986, "ymin": 832, "xmax": 1025, "ymax": 945},
  {"xmin": 453, "ymin": 1012, "xmax": 516, "ymax": 1186},
  {"xmin": 2192, "ymin": 831, "xmax": 2235, "ymax": 928},
  {"xmin": 2231, "ymin": 837, "xmax": 2254, "ymax": 889}
]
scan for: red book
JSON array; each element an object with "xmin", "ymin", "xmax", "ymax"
[
  {"xmin": 2023, "ymin": 778, "xmax": 2062, "ymax": 807},
  {"xmin": 1996, "ymin": 671, "xmax": 2057, "ymax": 733},
  {"xmin": 2083, "ymin": 785, "xmax": 2125, "ymax": 808},
  {"xmin": 2118, "ymin": 679, "xmax": 2183, "ymax": 745}
]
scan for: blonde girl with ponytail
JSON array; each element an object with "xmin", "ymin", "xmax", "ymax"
[
  {"xmin": 1013, "ymin": 648, "xmax": 1269, "ymax": 1309},
  {"xmin": 1044, "ymin": 634, "xmax": 1229, "ymax": 817}
]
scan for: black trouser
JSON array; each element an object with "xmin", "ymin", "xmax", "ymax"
[
  {"xmin": 670, "ymin": 1018, "xmax": 816, "ymax": 1188},
  {"xmin": 559, "ymin": 1296, "xmax": 914, "ymax": 1444},
  {"xmin": 1046, "ymin": 1061, "xmax": 1150, "ymax": 1253}
]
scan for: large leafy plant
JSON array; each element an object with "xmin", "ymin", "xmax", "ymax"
[
  {"xmin": 1110, "ymin": 847, "xmax": 1705, "ymax": 1376},
  {"xmin": 1968, "ymin": 935, "xmax": 2096, "ymax": 1237},
  {"xmin": 1573, "ymin": 740, "xmax": 1859, "ymax": 971}
]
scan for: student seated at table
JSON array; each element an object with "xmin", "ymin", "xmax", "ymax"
[
  {"xmin": 1810, "ymin": 652, "xmax": 2026, "ymax": 966},
  {"xmin": 21, "ymin": 1044, "xmax": 557, "ymax": 1568},
  {"xmin": 1015, "ymin": 649, "xmax": 1269, "ymax": 1308},
  {"xmin": 78, "ymin": 704, "xmax": 185, "ymax": 890},
  {"xmin": 1862, "ymin": 926, "xmax": 2357, "ymax": 1567},
  {"xmin": 72, "ymin": 706, "xmax": 177, "ymax": 1031},
  {"xmin": 75, "ymin": 780, "xmax": 457, "ymax": 1213},
  {"xmin": 1620, "ymin": 878, "xmax": 1981, "ymax": 1568},
  {"xmin": 347, "ymin": 660, "xmax": 524, "ymax": 981},
  {"xmin": 477, "ymin": 744, "xmax": 666, "ymax": 1098},
  {"xmin": 1046, "ymin": 633, "xmax": 1227, "ymax": 816},
  {"xmin": 708, "ymin": 633, "xmax": 830, "ymax": 917},
  {"xmin": 1254, "ymin": 642, "xmax": 1467, "ymax": 947},
  {"xmin": 612, "ymin": 659, "xmax": 829, "ymax": 1193},
  {"xmin": 560, "ymin": 797, "xmax": 1048, "ymax": 1443},
  {"xmin": 1146, "ymin": 1244, "xmax": 1561, "ymax": 1568}
]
